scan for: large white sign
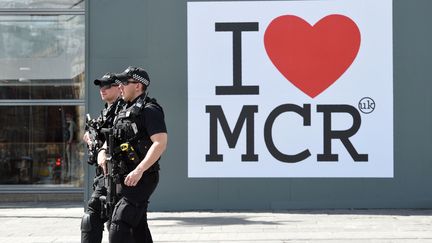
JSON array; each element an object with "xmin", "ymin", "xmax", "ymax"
[{"xmin": 187, "ymin": 0, "xmax": 393, "ymax": 177}]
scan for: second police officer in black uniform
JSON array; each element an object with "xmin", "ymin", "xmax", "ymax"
[
  {"xmin": 81, "ymin": 73, "xmax": 124, "ymax": 243},
  {"xmin": 97, "ymin": 66, "xmax": 168, "ymax": 243}
]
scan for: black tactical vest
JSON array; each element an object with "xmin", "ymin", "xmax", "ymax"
[
  {"xmin": 113, "ymin": 96, "xmax": 163, "ymax": 164},
  {"xmin": 96, "ymin": 98, "xmax": 124, "ymax": 144}
]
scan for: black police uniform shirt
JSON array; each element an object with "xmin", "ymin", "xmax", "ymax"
[
  {"xmin": 98, "ymin": 98, "xmax": 124, "ymax": 143},
  {"xmin": 115, "ymin": 93, "xmax": 167, "ymax": 203}
]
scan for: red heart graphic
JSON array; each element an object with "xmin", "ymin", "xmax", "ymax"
[{"xmin": 264, "ymin": 14, "xmax": 361, "ymax": 98}]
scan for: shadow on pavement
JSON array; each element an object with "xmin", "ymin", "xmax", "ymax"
[{"xmin": 150, "ymin": 215, "xmax": 292, "ymax": 226}]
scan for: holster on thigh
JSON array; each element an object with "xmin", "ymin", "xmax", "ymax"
[{"xmin": 111, "ymin": 198, "xmax": 147, "ymax": 228}]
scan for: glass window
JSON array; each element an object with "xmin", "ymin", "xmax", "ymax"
[
  {"xmin": 0, "ymin": 106, "xmax": 85, "ymax": 186},
  {"xmin": 0, "ymin": 15, "xmax": 84, "ymax": 100},
  {"xmin": 0, "ymin": 11, "xmax": 85, "ymax": 188},
  {"xmin": 0, "ymin": 0, "xmax": 84, "ymax": 9}
]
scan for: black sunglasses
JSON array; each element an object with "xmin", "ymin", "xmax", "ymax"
[
  {"xmin": 120, "ymin": 79, "xmax": 140, "ymax": 86},
  {"xmin": 99, "ymin": 83, "xmax": 119, "ymax": 89}
]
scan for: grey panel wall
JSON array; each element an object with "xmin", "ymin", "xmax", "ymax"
[{"xmin": 86, "ymin": 0, "xmax": 432, "ymax": 210}]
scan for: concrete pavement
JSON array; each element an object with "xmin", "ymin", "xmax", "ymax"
[{"xmin": 1, "ymin": 202, "xmax": 432, "ymax": 242}]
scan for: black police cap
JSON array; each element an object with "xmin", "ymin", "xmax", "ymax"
[
  {"xmin": 116, "ymin": 66, "xmax": 150, "ymax": 87},
  {"xmin": 94, "ymin": 72, "xmax": 121, "ymax": 86}
]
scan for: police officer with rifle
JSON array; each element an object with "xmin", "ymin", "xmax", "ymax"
[
  {"xmin": 97, "ymin": 66, "xmax": 167, "ymax": 243},
  {"xmin": 81, "ymin": 73, "xmax": 123, "ymax": 243}
]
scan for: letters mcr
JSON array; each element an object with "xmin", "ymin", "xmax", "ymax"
[{"xmin": 205, "ymin": 22, "xmax": 368, "ymax": 163}]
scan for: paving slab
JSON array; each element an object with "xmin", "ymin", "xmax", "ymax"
[{"xmin": 1, "ymin": 203, "xmax": 432, "ymax": 242}]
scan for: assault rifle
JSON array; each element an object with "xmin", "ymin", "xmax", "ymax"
[
  {"xmin": 85, "ymin": 114, "xmax": 102, "ymax": 165},
  {"xmin": 98, "ymin": 127, "xmax": 138, "ymax": 221},
  {"xmin": 99, "ymin": 128, "xmax": 118, "ymax": 221}
]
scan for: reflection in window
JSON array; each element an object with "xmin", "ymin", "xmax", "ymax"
[
  {"xmin": 0, "ymin": 15, "xmax": 84, "ymax": 82},
  {"xmin": 0, "ymin": 15, "xmax": 84, "ymax": 59},
  {"xmin": 0, "ymin": 11, "xmax": 85, "ymax": 187},
  {"xmin": 0, "ymin": 0, "xmax": 84, "ymax": 9},
  {"xmin": 0, "ymin": 106, "xmax": 85, "ymax": 186},
  {"xmin": 0, "ymin": 74, "xmax": 84, "ymax": 100}
]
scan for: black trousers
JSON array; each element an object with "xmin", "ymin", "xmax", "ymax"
[
  {"xmin": 109, "ymin": 172, "xmax": 159, "ymax": 243},
  {"xmin": 81, "ymin": 175, "xmax": 107, "ymax": 243}
]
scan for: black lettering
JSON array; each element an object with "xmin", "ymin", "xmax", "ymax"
[
  {"xmin": 264, "ymin": 104, "xmax": 311, "ymax": 163},
  {"xmin": 317, "ymin": 105, "xmax": 368, "ymax": 162},
  {"xmin": 206, "ymin": 105, "xmax": 258, "ymax": 161},
  {"xmin": 215, "ymin": 22, "xmax": 259, "ymax": 95}
]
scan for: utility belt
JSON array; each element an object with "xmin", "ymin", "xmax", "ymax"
[
  {"xmin": 111, "ymin": 142, "xmax": 159, "ymax": 178},
  {"xmin": 113, "ymin": 141, "xmax": 151, "ymax": 163}
]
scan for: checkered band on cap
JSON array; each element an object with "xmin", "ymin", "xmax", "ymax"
[
  {"xmin": 104, "ymin": 73, "xmax": 121, "ymax": 84},
  {"xmin": 114, "ymin": 77, "xmax": 122, "ymax": 84},
  {"xmin": 132, "ymin": 73, "xmax": 150, "ymax": 86}
]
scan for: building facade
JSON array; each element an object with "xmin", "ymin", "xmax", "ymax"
[{"xmin": 2, "ymin": 0, "xmax": 432, "ymax": 211}]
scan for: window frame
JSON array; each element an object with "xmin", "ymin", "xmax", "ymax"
[{"xmin": 0, "ymin": 7, "xmax": 85, "ymax": 193}]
